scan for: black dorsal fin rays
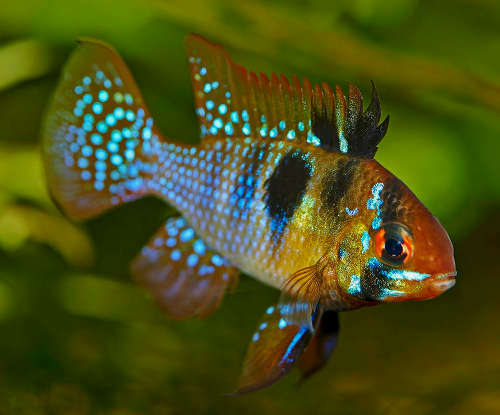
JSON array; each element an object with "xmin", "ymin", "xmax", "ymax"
[{"xmin": 186, "ymin": 34, "xmax": 389, "ymax": 159}]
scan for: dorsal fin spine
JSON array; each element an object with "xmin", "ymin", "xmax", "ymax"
[{"xmin": 186, "ymin": 34, "xmax": 389, "ymax": 158}]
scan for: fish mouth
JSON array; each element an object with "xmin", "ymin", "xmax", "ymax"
[{"xmin": 430, "ymin": 271, "xmax": 456, "ymax": 294}]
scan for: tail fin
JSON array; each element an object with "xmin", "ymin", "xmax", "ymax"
[{"xmin": 42, "ymin": 39, "xmax": 164, "ymax": 220}]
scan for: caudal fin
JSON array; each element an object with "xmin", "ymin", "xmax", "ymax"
[{"xmin": 42, "ymin": 39, "xmax": 164, "ymax": 220}]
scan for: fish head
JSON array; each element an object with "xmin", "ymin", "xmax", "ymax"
[{"xmin": 334, "ymin": 161, "xmax": 456, "ymax": 306}]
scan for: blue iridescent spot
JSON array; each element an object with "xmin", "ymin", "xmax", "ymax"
[
  {"xmin": 91, "ymin": 133, "xmax": 102, "ymax": 145},
  {"xmin": 193, "ymin": 240, "xmax": 206, "ymax": 255},
  {"xmin": 122, "ymin": 128, "xmax": 131, "ymax": 139},
  {"xmin": 124, "ymin": 149, "xmax": 135, "ymax": 161},
  {"xmin": 278, "ymin": 318, "xmax": 287, "ymax": 329},
  {"xmin": 260, "ymin": 126, "xmax": 267, "ymax": 137},
  {"xmin": 110, "ymin": 154, "xmax": 122, "ymax": 166},
  {"xmin": 279, "ymin": 120, "xmax": 286, "ymax": 130},
  {"xmin": 170, "ymin": 249, "xmax": 181, "ymax": 261},
  {"xmin": 95, "ymin": 149, "xmax": 107, "ymax": 160},
  {"xmin": 111, "ymin": 130, "xmax": 122, "ymax": 142},
  {"xmin": 230, "ymin": 111, "xmax": 239, "ymax": 123},
  {"xmin": 74, "ymin": 86, "xmax": 83, "ymax": 95},
  {"xmin": 95, "ymin": 160, "xmax": 106, "ymax": 172},
  {"xmin": 259, "ymin": 322, "xmax": 267, "ymax": 330},
  {"xmin": 372, "ymin": 217, "xmax": 382, "ymax": 230},
  {"xmin": 361, "ymin": 231, "xmax": 370, "ymax": 253},
  {"xmin": 252, "ymin": 332, "xmax": 260, "ymax": 342},
  {"xmin": 287, "ymin": 129, "xmax": 296, "ymax": 139},
  {"xmin": 200, "ymin": 67, "xmax": 207, "ymax": 76},
  {"xmin": 83, "ymin": 93, "xmax": 92, "ymax": 104},
  {"xmin": 126, "ymin": 110, "xmax": 135, "ymax": 121},
  {"xmin": 124, "ymin": 93, "xmax": 133, "ymax": 105},
  {"xmin": 82, "ymin": 76, "xmax": 91, "ymax": 85},
  {"xmin": 347, "ymin": 275, "xmax": 361, "ymax": 295},
  {"xmin": 92, "ymin": 102, "xmax": 103, "ymax": 114},
  {"xmin": 114, "ymin": 107, "xmax": 125, "ymax": 119},
  {"xmin": 73, "ymin": 108, "xmax": 83, "ymax": 117},
  {"xmin": 81, "ymin": 145, "xmax": 92, "ymax": 157},
  {"xmin": 180, "ymin": 228, "xmax": 195, "ymax": 242},
  {"xmin": 95, "ymin": 171, "xmax": 106, "ymax": 181},
  {"xmin": 97, "ymin": 122, "xmax": 107, "ymax": 133},
  {"xmin": 98, "ymin": 90, "xmax": 108, "ymax": 102},
  {"xmin": 269, "ymin": 127, "xmax": 278, "ymax": 138},
  {"xmin": 242, "ymin": 110, "xmax": 249, "ymax": 122},
  {"xmin": 372, "ymin": 182, "xmax": 384, "ymax": 196},
  {"xmin": 105, "ymin": 114, "xmax": 116, "ymax": 126},
  {"xmin": 142, "ymin": 127, "xmax": 152, "ymax": 139},
  {"xmin": 107, "ymin": 141, "xmax": 119, "ymax": 153},
  {"xmin": 242, "ymin": 123, "xmax": 251, "ymax": 135},
  {"xmin": 346, "ymin": 207, "xmax": 358, "ymax": 216},
  {"xmin": 81, "ymin": 171, "xmax": 91, "ymax": 181},
  {"xmin": 206, "ymin": 100, "xmax": 214, "ymax": 110},
  {"xmin": 298, "ymin": 121, "xmax": 305, "ymax": 131},
  {"xmin": 212, "ymin": 81, "xmax": 219, "ymax": 89},
  {"xmin": 307, "ymin": 131, "xmax": 321, "ymax": 146},
  {"xmin": 224, "ymin": 122, "xmax": 234, "ymax": 135},
  {"xmin": 211, "ymin": 255, "xmax": 224, "ymax": 267},
  {"xmin": 218, "ymin": 104, "xmax": 227, "ymax": 115},
  {"xmin": 187, "ymin": 254, "xmax": 198, "ymax": 267},
  {"xmin": 266, "ymin": 306, "xmax": 274, "ymax": 314},
  {"xmin": 203, "ymin": 83, "xmax": 211, "ymax": 93},
  {"xmin": 214, "ymin": 118, "xmax": 223, "ymax": 129},
  {"xmin": 77, "ymin": 158, "xmax": 88, "ymax": 169}
]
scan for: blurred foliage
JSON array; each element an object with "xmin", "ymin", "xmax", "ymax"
[{"xmin": 0, "ymin": 0, "xmax": 499, "ymax": 413}]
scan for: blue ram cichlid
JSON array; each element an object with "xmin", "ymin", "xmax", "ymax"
[{"xmin": 42, "ymin": 35, "xmax": 456, "ymax": 393}]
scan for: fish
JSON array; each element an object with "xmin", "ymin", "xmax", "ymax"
[{"xmin": 42, "ymin": 34, "xmax": 457, "ymax": 394}]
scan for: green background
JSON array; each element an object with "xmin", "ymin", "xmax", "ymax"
[{"xmin": 0, "ymin": 0, "xmax": 499, "ymax": 413}]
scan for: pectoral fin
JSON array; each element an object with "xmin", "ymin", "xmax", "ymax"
[
  {"xmin": 299, "ymin": 310, "xmax": 339, "ymax": 379},
  {"xmin": 233, "ymin": 299, "xmax": 316, "ymax": 394},
  {"xmin": 282, "ymin": 255, "xmax": 330, "ymax": 304}
]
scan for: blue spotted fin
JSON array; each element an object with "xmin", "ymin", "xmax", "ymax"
[
  {"xmin": 186, "ymin": 34, "xmax": 389, "ymax": 158},
  {"xmin": 131, "ymin": 216, "xmax": 239, "ymax": 319},
  {"xmin": 42, "ymin": 39, "xmax": 163, "ymax": 220},
  {"xmin": 233, "ymin": 301, "xmax": 316, "ymax": 394},
  {"xmin": 298, "ymin": 310, "xmax": 339, "ymax": 379}
]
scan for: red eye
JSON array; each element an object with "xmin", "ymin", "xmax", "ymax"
[{"xmin": 375, "ymin": 224, "xmax": 413, "ymax": 266}]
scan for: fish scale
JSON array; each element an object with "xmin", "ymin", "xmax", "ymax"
[
  {"xmin": 42, "ymin": 34, "xmax": 456, "ymax": 394},
  {"xmin": 155, "ymin": 137, "xmax": 319, "ymax": 289}
]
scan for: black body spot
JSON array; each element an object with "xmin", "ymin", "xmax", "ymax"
[
  {"xmin": 380, "ymin": 178, "xmax": 407, "ymax": 223},
  {"xmin": 320, "ymin": 158, "xmax": 359, "ymax": 214},
  {"xmin": 264, "ymin": 151, "xmax": 312, "ymax": 243}
]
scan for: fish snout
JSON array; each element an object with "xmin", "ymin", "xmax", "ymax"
[{"xmin": 428, "ymin": 271, "xmax": 456, "ymax": 296}]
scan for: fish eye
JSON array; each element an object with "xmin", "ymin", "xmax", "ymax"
[{"xmin": 374, "ymin": 223, "xmax": 413, "ymax": 266}]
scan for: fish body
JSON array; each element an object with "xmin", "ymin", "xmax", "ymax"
[{"xmin": 42, "ymin": 35, "xmax": 456, "ymax": 393}]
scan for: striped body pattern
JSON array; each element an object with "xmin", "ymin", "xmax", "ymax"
[{"xmin": 42, "ymin": 35, "xmax": 456, "ymax": 393}]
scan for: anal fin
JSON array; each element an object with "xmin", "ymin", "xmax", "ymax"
[{"xmin": 131, "ymin": 216, "xmax": 238, "ymax": 319}]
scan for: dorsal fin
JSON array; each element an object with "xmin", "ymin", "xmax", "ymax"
[{"xmin": 185, "ymin": 34, "xmax": 389, "ymax": 159}]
